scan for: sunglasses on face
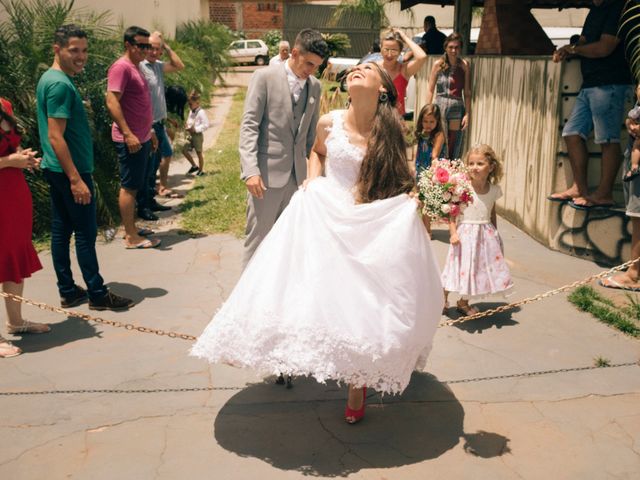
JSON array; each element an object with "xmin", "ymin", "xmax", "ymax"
[{"xmin": 131, "ymin": 41, "xmax": 151, "ymax": 50}]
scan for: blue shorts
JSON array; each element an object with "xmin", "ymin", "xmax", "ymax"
[
  {"xmin": 152, "ymin": 121, "xmax": 173, "ymax": 158},
  {"xmin": 562, "ymin": 84, "xmax": 632, "ymax": 144},
  {"xmin": 115, "ymin": 140, "xmax": 152, "ymax": 191}
]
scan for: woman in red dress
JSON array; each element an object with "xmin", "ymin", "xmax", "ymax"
[
  {"xmin": 376, "ymin": 28, "xmax": 426, "ymax": 117},
  {"xmin": 0, "ymin": 97, "xmax": 50, "ymax": 358}
]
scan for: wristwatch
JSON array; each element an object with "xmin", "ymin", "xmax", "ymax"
[{"xmin": 569, "ymin": 45, "xmax": 578, "ymax": 55}]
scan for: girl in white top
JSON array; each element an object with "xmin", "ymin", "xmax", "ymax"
[{"xmin": 441, "ymin": 144, "xmax": 513, "ymax": 316}]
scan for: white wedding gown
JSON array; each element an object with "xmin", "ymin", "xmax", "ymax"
[{"xmin": 191, "ymin": 110, "xmax": 444, "ymax": 394}]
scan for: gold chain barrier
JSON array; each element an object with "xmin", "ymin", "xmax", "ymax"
[
  {"xmin": 0, "ymin": 292, "xmax": 197, "ymax": 341},
  {"xmin": 443, "ymin": 257, "xmax": 639, "ymax": 326},
  {"xmin": 0, "ymin": 257, "xmax": 638, "ymax": 338}
]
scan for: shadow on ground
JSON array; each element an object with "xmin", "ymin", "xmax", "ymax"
[
  {"xmin": 214, "ymin": 372, "xmax": 509, "ymax": 477},
  {"xmin": 447, "ymin": 302, "xmax": 521, "ymax": 334},
  {"xmin": 105, "ymin": 281, "xmax": 168, "ymax": 304},
  {"xmin": 12, "ymin": 315, "xmax": 101, "ymax": 353}
]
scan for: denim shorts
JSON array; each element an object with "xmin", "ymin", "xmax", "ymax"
[
  {"xmin": 562, "ymin": 84, "xmax": 632, "ymax": 144},
  {"xmin": 115, "ymin": 140, "xmax": 151, "ymax": 191},
  {"xmin": 152, "ymin": 121, "xmax": 173, "ymax": 158}
]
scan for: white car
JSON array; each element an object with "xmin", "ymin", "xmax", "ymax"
[{"xmin": 228, "ymin": 39, "xmax": 270, "ymax": 66}]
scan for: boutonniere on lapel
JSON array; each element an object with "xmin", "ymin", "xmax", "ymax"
[{"xmin": 309, "ymin": 97, "xmax": 315, "ymax": 105}]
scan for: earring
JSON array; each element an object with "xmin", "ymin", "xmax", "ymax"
[{"xmin": 378, "ymin": 92, "xmax": 389, "ymax": 103}]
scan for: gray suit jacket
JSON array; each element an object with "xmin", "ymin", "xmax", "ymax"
[{"xmin": 239, "ymin": 64, "xmax": 321, "ymax": 188}]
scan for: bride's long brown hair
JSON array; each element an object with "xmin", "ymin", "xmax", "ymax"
[{"xmin": 354, "ymin": 63, "xmax": 414, "ymax": 204}]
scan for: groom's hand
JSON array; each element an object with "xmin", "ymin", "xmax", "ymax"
[{"xmin": 246, "ymin": 175, "xmax": 267, "ymax": 199}]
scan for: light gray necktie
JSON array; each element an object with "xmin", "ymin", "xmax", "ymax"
[{"xmin": 292, "ymin": 81, "xmax": 302, "ymax": 103}]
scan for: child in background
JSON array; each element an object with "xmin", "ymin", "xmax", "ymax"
[
  {"xmin": 441, "ymin": 144, "xmax": 513, "ymax": 316},
  {"xmin": 182, "ymin": 91, "xmax": 209, "ymax": 176},
  {"xmin": 624, "ymin": 85, "xmax": 640, "ymax": 182},
  {"xmin": 415, "ymin": 104, "xmax": 446, "ymax": 235},
  {"xmin": 414, "ymin": 103, "xmax": 446, "ymax": 176}
]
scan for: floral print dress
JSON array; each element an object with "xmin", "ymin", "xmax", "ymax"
[{"xmin": 441, "ymin": 183, "xmax": 513, "ymax": 298}]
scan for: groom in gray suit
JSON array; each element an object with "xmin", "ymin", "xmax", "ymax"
[{"xmin": 240, "ymin": 29, "xmax": 329, "ymax": 267}]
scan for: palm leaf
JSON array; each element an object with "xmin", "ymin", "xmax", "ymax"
[{"xmin": 619, "ymin": 0, "xmax": 640, "ymax": 82}]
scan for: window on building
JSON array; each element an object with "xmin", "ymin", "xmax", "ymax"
[{"xmin": 257, "ymin": 3, "xmax": 278, "ymax": 12}]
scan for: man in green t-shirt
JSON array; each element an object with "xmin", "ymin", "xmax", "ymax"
[{"xmin": 36, "ymin": 24, "xmax": 133, "ymax": 311}]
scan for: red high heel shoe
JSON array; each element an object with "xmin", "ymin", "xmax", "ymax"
[{"xmin": 344, "ymin": 387, "xmax": 367, "ymax": 424}]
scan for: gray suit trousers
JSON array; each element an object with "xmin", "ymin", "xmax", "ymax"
[{"xmin": 243, "ymin": 174, "xmax": 298, "ymax": 268}]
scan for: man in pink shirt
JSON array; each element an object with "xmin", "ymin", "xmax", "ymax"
[{"xmin": 106, "ymin": 26, "xmax": 161, "ymax": 249}]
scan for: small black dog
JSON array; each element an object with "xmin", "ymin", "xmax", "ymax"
[{"xmin": 165, "ymin": 85, "xmax": 188, "ymax": 120}]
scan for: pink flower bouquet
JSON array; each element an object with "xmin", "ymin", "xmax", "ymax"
[{"xmin": 417, "ymin": 159, "xmax": 474, "ymax": 222}]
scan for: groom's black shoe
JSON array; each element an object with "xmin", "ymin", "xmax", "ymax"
[{"xmin": 275, "ymin": 373, "xmax": 293, "ymax": 388}]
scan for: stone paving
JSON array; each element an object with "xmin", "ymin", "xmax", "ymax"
[{"xmin": 1, "ymin": 68, "xmax": 639, "ymax": 480}]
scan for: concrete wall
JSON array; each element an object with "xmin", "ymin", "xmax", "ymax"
[{"xmin": 0, "ymin": 0, "xmax": 211, "ymax": 37}]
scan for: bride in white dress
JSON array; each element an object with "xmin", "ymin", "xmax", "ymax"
[{"xmin": 191, "ymin": 62, "xmax": 444, "ymax": 424}]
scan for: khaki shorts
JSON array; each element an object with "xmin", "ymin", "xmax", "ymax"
[{"xmin": 185, "ymin": 132, "xmax": 204, "ymax": 153}]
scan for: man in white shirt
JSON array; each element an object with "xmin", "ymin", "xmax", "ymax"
[{"xmin": 269, "ymin": 40, "xmax": 290, "ymax": 66}]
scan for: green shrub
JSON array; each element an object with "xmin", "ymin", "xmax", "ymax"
[
  {"xmin": 175, "ymin": 19, "xmax": 234, "ymax": 85},
  {"xmin": 167, "ymin": 41, "xmax": 213, "ymax": 107},
  {"xmin": 262, "ymin": 29, "xmax": 282, "ymax": 57}
]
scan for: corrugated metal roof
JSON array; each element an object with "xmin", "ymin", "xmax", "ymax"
[{"xmin": 284, "ymin": 3, "xmax": 380, "ymax": 57}]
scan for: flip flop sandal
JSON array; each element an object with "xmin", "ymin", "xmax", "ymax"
[
  {"xmin": 546, "ymin": 194, "xmax": 573, "ymax": 202},
  {"xmin": 125, "ymin": 238, "xmax": 161, "ymax": 249},
  {"xmin": 6, "ymin": 320, "xmax": 51, "ymax": 334},
  {"xmin": 160, "ymin": 190, "xmax": 184, "ymax": 199},
  {"xmin": 121, "ymin": 228, "xmax": 154, "ymax": 239},
  {"xmin": 569, "ymin": 201, "xmax": 615, "ymax": 211},
  {"xmin": 0, "ymin": 338, "xmax": 21, "ymax": 358},
  {"xmin": 598, "ymin": 277, "xmax": 640, "ymax": 292}
]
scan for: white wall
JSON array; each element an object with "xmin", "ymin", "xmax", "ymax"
[{"xmin": 0, "ymin": 0, "xmax": 209, "ymax": 38}]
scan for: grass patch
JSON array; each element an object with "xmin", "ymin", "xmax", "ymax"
[
  {"xmin": 179, "ymin": 89, "xmax": 248, "ymax": 237},
  {"xmin": 593, "ymin": 356, "xmax": 611, "ymax": 367},
  {"xmin": 568, "ymin": 285, "xmax": 640, "ymax": 337}
]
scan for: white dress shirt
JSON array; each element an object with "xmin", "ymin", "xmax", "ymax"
[{"xmin": 284, "ymin": 60, "xmax": 306, "ymax": 103}]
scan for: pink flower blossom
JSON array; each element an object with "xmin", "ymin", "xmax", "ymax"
[
  {"xmin": 450, "ymin": 204, "xmax": 460, "ymax": 217},
  {"xmin": 435, "ymin": 168, "xmax": 449, "ymax": 184}
]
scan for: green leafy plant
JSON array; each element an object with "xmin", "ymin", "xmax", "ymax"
[
  {"xmin": 167, "ymin": 41, "xmax": 213, "ymax": 106},
  {"xmin": 332, "ymin": 0, "xmax": 389, "ymax": 30},
  {"xmin": 322, "ymin": 32, "xmax": 351, "ymax": 58},
  {"xmin": 568, "ymin": 285, "xmax": 640, "ymax": 337},
  {"xmin": 619, "ymin": 0, "xmax": 640, "ymax": 81},
  {"xmin": 594, "ymin": 356, "xmax": 611, "ymax": 367},
  {"xmin": 262, "ymin": 29, "xmax": 282, "ymax": 57},
  {"xmin": 175, "ymin": 19, "xmax": 234, "ymax": 85},
  {"xmin": 0, "ymin": 0, "xmax": 121, "ymax": 234}
]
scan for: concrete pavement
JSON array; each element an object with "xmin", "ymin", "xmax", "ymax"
[{"xmin": 1, "ymin": 69, "xmax": 639, "ymax": 479}]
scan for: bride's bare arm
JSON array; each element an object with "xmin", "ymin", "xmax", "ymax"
[{"xmin": 304, "ymin": 113, "xmax": 332, "ymax": 187}]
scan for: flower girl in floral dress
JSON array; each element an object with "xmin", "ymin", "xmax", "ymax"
[{"xmin": 441, "ymin": 144, "xmax": 513, "ymax": 315}]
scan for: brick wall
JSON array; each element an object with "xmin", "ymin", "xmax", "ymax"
[
  {"xmin": 208, "ymin": 1, "xmax": 284, "ymax": 38},
  {"xmin": 242, "ymin": 2, "xmax": 283, "ymax": 38},
  {"xmin": 210, "ymin": 2, "xmax": 238, "ymax": 30},
  {"xmin": 475, "ymin": 0, "xmax": 554, "ymax": 55}
]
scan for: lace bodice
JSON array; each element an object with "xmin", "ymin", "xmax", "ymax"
[{"xmin": 324, "ymin": 110, "xmax": 364, "ymax": 192}]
